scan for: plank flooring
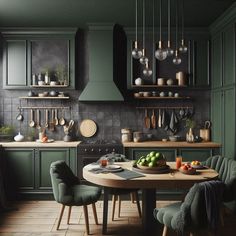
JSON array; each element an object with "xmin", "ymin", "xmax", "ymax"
[{"xmin": 0, "ymin": 200, "xmax": 236, "ymax": 236}]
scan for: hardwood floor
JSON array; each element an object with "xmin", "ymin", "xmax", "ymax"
[{"xmin": 0, "ymin": 200, "xmax": 236, "ymax": 235}]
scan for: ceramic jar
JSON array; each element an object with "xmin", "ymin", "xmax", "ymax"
[
  {"xmin": 167, "ymin": 79, "xmax": 174, "ymax": 86},
  {"xmin": 133, "ymin": 131, "xmax": 144, "ymax": 142},
  {"xmin": 121, "ymin": 128, "xmax": 132, "ymax": 142},
  {"xmin": 14, "ymin": 132, "xmax": 24, "ymax": 142},
  {"xmin": 135, "ymin": 77, "xmax": 143, "ymax": 86}
]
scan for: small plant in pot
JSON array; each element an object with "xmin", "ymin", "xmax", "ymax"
[
  {"xmin": 185, "ymin": 118, "xmax": 196, "ymax": 143},
  {"xmin": 0, "ymin": 125, "xmax": 14, "ymax": 142}
]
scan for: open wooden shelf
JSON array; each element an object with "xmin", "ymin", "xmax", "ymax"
[
  {"xmin": 134, "ymin": 96, "xmax": 191, "ymax": 100},
  {"xmin": 30, "ymin": 85, "xmax": 69, "ymax": 88},
  {"xmin": 132, "ymin": 85, "xmax": 187, "ymax": 88},
  {"xmin": 19, "ymin": 96, "xmax": 70, "ymax": 100}
]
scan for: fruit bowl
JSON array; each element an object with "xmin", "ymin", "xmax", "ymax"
[
  {"xmin": 190, "ymin": 160, "xmax": 204, "ymax": 169},
  {"xmin": 137, "ymin": 163, "xmax": 167, "ymax": 171}
]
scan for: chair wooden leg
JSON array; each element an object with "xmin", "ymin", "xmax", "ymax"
[
  {"xmin": 67, "ymin": 206, "xmax": 72, "ymax": 225},
  {"xmin": 118, "ymin": 195, "xmax": 121, "ymax": 217},
  {"xmin": 134, "ymin": 191, "xmax": 142, "ymax": 218},
  {"xmin": 92, "ymin": 203, "xmax": 99, "ymax": 225},
  {"xmin": 130, "ymin": 192, "xmax": 135, "ymax": 203},
  {"xmin": 56, "ymin": 204, "xmax": 65, "ymax": 230},
  {"xmin": 162, "ymin": 225, "xmax": 168, "ymax": 236},
  {"xmin": 112, "ymin": 195, "xmax": 117, "ymax": 221},
  {"xmin": 83, "ymin": 205, "xmax": 90, "ymax": 235}
]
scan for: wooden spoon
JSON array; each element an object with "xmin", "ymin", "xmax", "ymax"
[
  {"xmin": 49, "ymin": 110, "xmax": 55, "ymax": 132},
  {"xmin": 144, "ymin": 109, "xmax": 150, "ymax": 129},
  {"xmin": 59, "ymin": 108, "xmax": 66, "ymax": 126},
  {"xmin": 29, "ymin": 109, "xmax": 35, "ymax": 127},
  {"xmin": 151, "ymin": 109, "xmax": 156, "ymax": 129},
  {"xmin": 54, "ymin": 109, "xmax": 59, "ymax": 126}
]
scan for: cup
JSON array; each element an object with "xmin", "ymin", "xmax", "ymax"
[
  {"xmin": 100, "ymin": 158, "xmax": 108, "ymax": 167},
  {"xmin": 176, "ymin": 156, "xmax": 182, "ymax": 169}
]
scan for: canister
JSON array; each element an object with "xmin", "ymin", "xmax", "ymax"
[
  {"xmin": 121, "ymin": 128, "xmax": 132, "ymax": 142},
  {"xmin": 133, "ymin": 131, "xmax": 144, "ymax": 142},
  {"xmin": 176, "ymin": 72, "xmax": 186, "ymax": 86}
]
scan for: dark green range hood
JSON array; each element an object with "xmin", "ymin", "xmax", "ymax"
[{"xmin": 79, "ymin": 24, "xmax": 124, "ymax": 101}]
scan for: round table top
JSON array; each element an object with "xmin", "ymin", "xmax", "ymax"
[{"xmin": 83, "ymin": 162, "xmax": 219, "ymax": 190}]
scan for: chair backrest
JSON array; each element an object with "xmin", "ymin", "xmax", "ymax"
[
  {"xmin": 50, "ymin": 160, "xmax": 79, "ymax": 202},
  {"xmin": 204, "ymin": 155, "xmax": 236, "ymax": 201}
]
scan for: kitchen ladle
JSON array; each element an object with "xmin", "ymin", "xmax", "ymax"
[
  {"xmin": 29, "ymin": 109, "xmax": 35, "ymax": 127},
  {"xmin": 36, "ymin": 109, "xmax": 41, "ymax": 129},
  {"xmin": 54, "ymin": 109, "xmax": 59, "ymax": 126},
  {"xmin": 45, "ymin": 109, "xmax": 49, "ymax": 128},
  {"xmin": 59, "ymin": 108, "xmax": 66, "ymax": 126},
  {"xmin": 16, "ymin": 109, "xmax": 24, "ymax": 121},
  {"xmin": 49, "ymin": 109, "xmax": 55, "ymax": 132}
]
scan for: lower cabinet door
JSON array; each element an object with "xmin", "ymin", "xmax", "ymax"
[
  {"xmin": 4, "ymin": 148, "xmax": 35, "ymax": 197},
  {"xmin": 36, "ymin": 148, "xmax": 70, "ymax": 190},
  {"xmin": 127, "ymin": 148, "xmax": 177, "ymax": 161},
  {"xmin": 179, "ymin": 148, "xmax": 213, "ymax": 162}
]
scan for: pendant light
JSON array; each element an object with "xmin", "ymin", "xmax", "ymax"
[
  {"xmin": 166, "ymin": 0, "xmax": 174, "ymax": 57},
  {"xmin": 132, "ymin": 0, "xmax": 143, "ymax": 59},
  {"xmin": 143, "ymin": 0, "xmax": 154, "ymax": 77},
  {"xmin": 139, "ymin": 0, "xmax": 148, "ymax": 65},
  {"xmin": 155, "ymin": 0, "xmax": 167, "ymax": 61},
  {"xmin": 173, "ymin": 0, "xmax": 181, "ymax": 65},
  {"xmin": 179, "ymin": 0, "xmax": 188, "ymax": 53}
]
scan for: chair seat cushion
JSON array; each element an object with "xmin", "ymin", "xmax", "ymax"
[
  {"xmin": 154, "ymin": 202, "xmax": 181, "ymax": 228},
  {"xmin": 71, "ymin": 185, "xmax": 101, "ymax": 206}
]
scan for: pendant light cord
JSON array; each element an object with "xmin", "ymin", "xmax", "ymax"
[
  {"xmin": 135, "ymin": 0, "xmax": 138, "ymax": 41},
  {"xmin": 168, "ymin": 0, "xmax": 171, "ymax": 41},
  {"xmin": 159, "ymin": 0, "xmax": 162, "ymax": 41},
  {"xmin": 181, "ymin": 0, "xmax": 184, "ymax": 40},
  {"xmin": 142, "ymin": 0, "xmax": 145, "ymax": 48},
  {"xmin": 175, "ymin": 0, "xmax": 179, "ymax": 49}
]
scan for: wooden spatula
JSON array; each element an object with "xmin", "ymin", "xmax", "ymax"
[
  {"xmin": 151, "ymin": 109, "xmax": 156, "ymax": 129},
  {"xmin": 144, "ymin": 109, "xmax": 151, "ymax": 129}
]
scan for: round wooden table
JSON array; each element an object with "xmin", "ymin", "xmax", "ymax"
[{"xmin": 83, "ymin": 162, "xmax": 219, "ymax": 234}]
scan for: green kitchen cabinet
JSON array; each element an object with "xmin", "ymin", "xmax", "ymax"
[
  {"xmin": 1, "ymin": 28, "xmax": 76, "ymax": 89},
  {"xmin": 126, "ymin": 148, "xmax": 177, "ymax": 161},
  {"xmin": 179, "ymin": 148, "xmax": 215, "ymax": 162},
  {"xmin": 211, "ymin": 88, "xmax": 235, "ymax": 159},
  {"xmin": 3, "ymin": 147, "xmax": 77, "ymax": 199},
  {"xmin": 3, "ymin": 39, "xmax": 28, "ymax": 88},
  {"xmin": 3, "ymin": 148, "xmax": 35, "ymax": 198}
]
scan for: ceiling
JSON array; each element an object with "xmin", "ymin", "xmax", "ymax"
[{"xmin": 0, "ymin": 0, "xmax": 234, "ymax": 28}]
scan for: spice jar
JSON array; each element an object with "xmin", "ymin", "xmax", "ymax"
[
  {"xmin": 133, "ymin": 131, "xmax": 144, "ymax": 142},
  {"xmin": 121, "ymin": 128, "xmax": 132, "ymax": 143}
]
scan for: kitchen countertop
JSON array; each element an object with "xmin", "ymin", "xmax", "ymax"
[
  {"xmin": 123, "ymin": 141, "xmax": 221, "ymax": 148},
  {"xmin": 0, "ymin": 141, "xmax": 81, "ymax": 148}
]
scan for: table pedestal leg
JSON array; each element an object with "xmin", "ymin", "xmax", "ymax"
[
  {"xmin": 142, "ymin": 189, "xmax": 156, "ymax": 233},
  {"xmin": 102, "ymin": 187, "xmax": 109, "ymax": 234}
]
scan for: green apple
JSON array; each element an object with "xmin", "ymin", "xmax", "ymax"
[
  {"xmin": 146, "ymin": 156, "xmax": 152, "ymax": 162},
  {"xmin": 149, "ymin": 151, "xmax": 156, "ymax": 157},
  {"xmin": 155, "ymin": 152, "xmax": 160, "ymax": 158},
  {"xmin": 151, "ymin": 156, "xmax": 157, "ymax": 162},
  {"xmin": 148, "ymin": 162, "xmax": 156, "ymax": 167}
]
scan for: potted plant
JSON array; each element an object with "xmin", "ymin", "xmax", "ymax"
[
  {"xmin": 185, "ymin": 118, "xmax": 196, "ymax": 143},
  {"xmin": 0, "ymin": 125, "xmax": 14, "ymax": 142}
]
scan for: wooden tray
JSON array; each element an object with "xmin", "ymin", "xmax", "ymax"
[{"xmin": 133, "ymin": 164, "xmax": 170, "ymax": 174}]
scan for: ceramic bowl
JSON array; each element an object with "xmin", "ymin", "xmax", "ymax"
[{"xmin": 38, "ymin": 81, "xmax": 45, "ymax": 86}]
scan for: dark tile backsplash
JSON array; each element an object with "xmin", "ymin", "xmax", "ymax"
[{"xmin": 0, "ymin": 86, "xmax": 210, "ymax": 142}]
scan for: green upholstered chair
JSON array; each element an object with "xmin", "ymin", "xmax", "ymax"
[
  {"xmin": 203, "ymin": 155, "xmax": 236, "ymax": 213},
  {"xmin": 153, "ymin": 181, "xmax": 224, "ymax": 236},
  {"xmin": 50, "ymin": 160, "xmax": 101, "ymax": 235}
]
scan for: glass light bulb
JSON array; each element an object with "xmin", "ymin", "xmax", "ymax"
[
  {"xmin": 132, "ymin": 48, "xmax": 143, "ymax": 59},
  {"xmin": 166, "ymin": 47, "xmax": 174, "ymax": 57},
  {"xmin": 155, "ymin": 49, "xmax": 167, "ymax": 61},
  {"xmin": 179, "ymin": 44, "xmax": 188, "ymax": 53},
  {"xmin": 139, "ymin": 56, "xmax": 148, "ymax": 65},
  {"xmin": 173, "ymin": 56, "xmax": 182, "ymax": 65},
  {"xmin": 143, "ymin": 67, "xmax": 152, "ymax": 77}
]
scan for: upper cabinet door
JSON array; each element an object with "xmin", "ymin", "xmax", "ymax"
[
  {"xmin": 3, "ymin": 39, "xmax": 28, "ymax": 89},
  {"xmin": 211, "ymin": 33, "xmax": 223, "ymax": 89},
  {"xmin": 223, "ymin": 24, "xmax": 235, "ymax": 87}
]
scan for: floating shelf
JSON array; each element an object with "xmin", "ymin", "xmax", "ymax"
[
  {"xmin": 19, "ymin": 96, "xmax": 70, "ymax": 100},
  {"xmin": 132, "ymin": 85, "xmax": 187, "ymax": 88},
  {"xmin": 134, "ymin": 96, "xmax": 191, "ymax": 100},
  {"xmin": 30, "ymin": 85, "xmax": 69, "ymax": 88}
]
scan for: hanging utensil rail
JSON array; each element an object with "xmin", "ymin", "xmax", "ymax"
[
  {"xmin": 136, "ymin": 106, "xmax": 193, "ymax": 109},
  {"xmin": 18, "ymin": 106, "xmax": 70, "ymax": 110}
]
